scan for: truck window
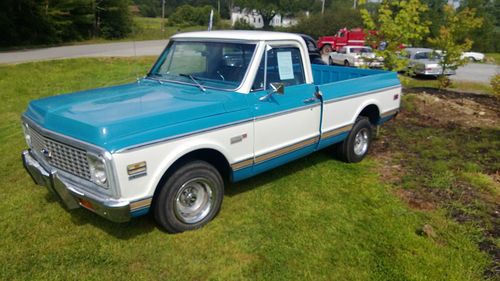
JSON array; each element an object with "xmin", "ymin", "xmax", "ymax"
[
  {"xmin": 252, "ymin": 47, "xmax": 305, "ymax": 90},
  {"xmin": 151, "ymin": 41, "xmax": 256, "ymax": 90}
]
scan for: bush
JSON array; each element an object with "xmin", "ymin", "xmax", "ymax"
[
  {"xmin": 288, "ymin": 8, "xmax": 363, "ymax": 39},
  {"xmin": 233, "ymin": 19, "xmax": 254, "ymax": 30},
  {"xmin": 169, "ymin": 5, "xmax": 219, "ymax": 27},
  {"xmin": 491, "ymin": 74, "xmax": 500, "ymax": 96}
]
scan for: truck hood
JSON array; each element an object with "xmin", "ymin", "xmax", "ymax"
[{"xmin": 24, "ymin": 80, "xmax": 247, "ymax": 152}]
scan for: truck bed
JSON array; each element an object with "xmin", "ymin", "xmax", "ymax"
[{"xmin": 312, "ymin": 65, "xmax": 400, "ymax": 100}]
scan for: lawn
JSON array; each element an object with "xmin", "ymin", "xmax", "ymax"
[{"xmin": 0, "ymin": 58, "xmax": 493, "ymax": 280}]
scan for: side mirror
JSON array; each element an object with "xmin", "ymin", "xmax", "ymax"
[
  {"xmin": 259, "ymin": 82, "xmax": 285, "ymax": 101},
  {"xmin": 270, "ymin": 82, "xmax": 285, "ymax": 95}
]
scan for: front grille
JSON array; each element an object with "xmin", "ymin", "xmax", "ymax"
[{"xmin": 29, "ymin": 128, "xmax": 92, "ymax": 180}]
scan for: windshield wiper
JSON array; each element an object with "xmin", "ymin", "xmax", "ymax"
[{"xmin": 179, "ymin": 73, "xmax": 206, "ymax": 92}]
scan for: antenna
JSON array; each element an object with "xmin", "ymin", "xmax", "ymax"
[
  {"xmin": 208, "ymin": 9, "xmax": 214, "ymax": 31},
  {"xmin": 132, "ymin": 21, "xmax": 140, "ymax": 83}
]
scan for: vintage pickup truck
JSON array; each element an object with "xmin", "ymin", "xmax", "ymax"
[{"xmin": 21, "ymin": 31, "xmax": 401, "ymax": 233}]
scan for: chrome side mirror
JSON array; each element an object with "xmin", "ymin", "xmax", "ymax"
[
  {"xmin": 270, "ymin": 82, "xmax": 285, "ymax": 95},
  {"xmin": 259, "ymin": 82, "xmax": 285, "ymax": 101}
]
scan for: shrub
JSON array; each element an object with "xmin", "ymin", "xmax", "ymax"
[
  {"xmin": 491, "ymin": 74, "xmax": 500, "ymax": 96},
  {"xmin": 288, "ymin": 8, "xmax": 363, "ymax": 39},
  {"xmin": 233, "ymin": 19, "xmax": 254, "ymax": 30},
  {"xmin": 169, "ymin": 5, "xmax": 219, "ymax": 27}
]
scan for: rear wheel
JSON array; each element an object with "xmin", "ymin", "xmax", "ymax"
[
  {"xmin": 329, "ymin": 57, "xmax": 334, "ymax": 65},
  {"xmin": 336, "ymin": 117, "xmax": 372, "ymax": 163},
  {"xmin": 154, "ymin": 160, "xmax": 224, "ymax": 233},
  {"xmin": 344, "ymin": 60, "xmax": 350, "ymax": 67}
]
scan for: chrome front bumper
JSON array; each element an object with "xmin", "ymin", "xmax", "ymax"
[{"xmin": 22, "ymin": 150, "xmax": 131, "ymax": 223}]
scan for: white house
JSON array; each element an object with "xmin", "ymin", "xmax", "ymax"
[{"xmin": 230, "ymin": 8, "xmax": 299, "ymax": 28}]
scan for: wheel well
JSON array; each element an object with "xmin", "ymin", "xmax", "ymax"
[
  {"xmin": 151, "ymin": 149, "xmax": 231, "ymax": 209},
  {"xmin": 358, "ymin": 104, "xmax": 380, "ymax": 125}
]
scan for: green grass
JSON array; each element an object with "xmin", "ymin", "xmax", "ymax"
[
  {"xmin": 485, "ymin": 53, "xmax": 500, "ymax": 64},
  {"xmin": 0, "ymin": 58, "xmax": 491, "ymax": 280},
  {"xmin": 400, "ymin": 75, "xmax": 493, "ymax": 94}
]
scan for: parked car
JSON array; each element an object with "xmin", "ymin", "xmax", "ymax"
[
  {"xmin": 299, "ymin": 34, "xmax": 327, "ymax": 65},
  {"xmin": 461, "ymin": 51, "xmax": 485, "ymax": 62},
  {"xmin": 404, "ymin": 47, "xmax": 456, "ymax": 76},
  {"xmin": 21, "ymin": 31, "xmax": 401, "ymax": 233},
  {"xmin": 328, "ymin": 45, "xmax": 383, "ymax": 68}
]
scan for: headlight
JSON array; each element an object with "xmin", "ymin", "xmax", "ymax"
[
  {"xmin": 87, "ymin": 154, "xmax": 108, "ymax": 188},
  {"xmin": 22, "ymin": 123, "xmax": 32, "ymax": 148}
]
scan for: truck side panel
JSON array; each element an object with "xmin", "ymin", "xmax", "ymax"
[{"xmin": 312, "ymin": 65, "xmax": 401, "ymax": 149}]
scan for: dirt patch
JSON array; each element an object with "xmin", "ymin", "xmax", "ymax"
[
  {"xmin": 403, "ymin": 87, "xmax": 500, "ymax": 129},
  {"xmin": 373, "ymin": 88, "xmax": 500, "ymax": 278}
]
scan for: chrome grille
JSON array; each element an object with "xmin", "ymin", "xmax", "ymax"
[{"xmin": 29, "ymin": 128, "xmax": 92, "ymax": 180}]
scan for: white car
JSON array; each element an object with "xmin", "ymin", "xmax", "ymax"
[
  {"xmin": 461, "ymin": 51, "xmax": 485, "ymax": 62},
  {"xmin": 328, "ymin": 46, "xmax": 382, "ymax": 68},
  {"xmin": 405, "ymin": 48, "xmax": 456, "ymax": 76}
]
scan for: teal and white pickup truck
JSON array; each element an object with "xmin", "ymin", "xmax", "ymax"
[{"xmin": 21, "ymin": 31, "xmax": 401, "ymax": 233}]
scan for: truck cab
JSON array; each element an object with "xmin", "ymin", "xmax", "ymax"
[{"xmin": 22, "ymin": 31, "xmax": 401, "ymax": 233}]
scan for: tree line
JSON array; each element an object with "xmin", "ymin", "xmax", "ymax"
[
  {"xmin": 0, "ymin": 0, "xmax": 133, "ymax": 47},
  {"xmin": 1, "ymin": 0, "xmax": 498, "ymax": 53}
]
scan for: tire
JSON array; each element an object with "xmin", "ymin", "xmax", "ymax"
[
  {"xmin": 154, "ymin": 160, "xmax": 224, "ymax": 233},
  {"xmin": 336, "ymin": 117, "xmax": 372, "ymax": 163},
  {"xmin": 321, "ymin": 44, "xmax": 332, "ymax": 55},
  {"xmin": 344, "ymin": 60, "xmax": 350, "ymax": 67},
  {"xmin": 329, "ymin": 57, "xmax": 334, "ymax": 65}
]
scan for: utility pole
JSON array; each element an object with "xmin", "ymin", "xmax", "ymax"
[
  {"xmin": 162, "ymin": 0, "xmax": 165, "ymax": 33},
  {"xmin": 353, "ymin": 0, "xmax": 357, "ymax": 9},
  {"xmin": 322, "ymin": 0, "xmax": 325, "ymax": 14},
  {"xmin": 218, "ymin": 0, "xmax": 220, "ymax": 14}
]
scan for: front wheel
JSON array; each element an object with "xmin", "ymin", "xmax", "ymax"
[
  {"xmin": 344, "ymin": 60, "xmax": 350, "ymax": 67},
  {"xmin": 336, "ymin": 117, "xmax": 372, "ymax": 163},
  {"xmin": 154, "ymin": 160, "xmax": 224, "ymax": 233},
  {"xmin": 329, "ymin": 57, "xmax": 334, "ymax": 65}
]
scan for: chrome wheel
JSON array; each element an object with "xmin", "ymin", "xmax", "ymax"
[
  {"xmin": 174, "ymin": 178, "xmax": 213, "ymax": 224},
  {"xmin": 353, "ymin": 128, "xmax": 369, "ymax": 156}
]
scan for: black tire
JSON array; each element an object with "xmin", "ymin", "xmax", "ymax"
[
  {"xmin": 329, "ymin": 57, "xmax": 334, "ymax": 65},
  {"xmin": 154, "ymin": 160, "xmax": 224, "ymax": 233},
  {"xmin": 344, "ymin": 60, "xmax": 350, "ymax": 67},
  {"xmin": 336, "ymin": 117, "xmax": 372, "ymax": 163}
]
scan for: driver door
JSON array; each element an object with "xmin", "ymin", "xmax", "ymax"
[{"xmin": 251, "ymin": 44, "xmax": 321, "ymax": 174}]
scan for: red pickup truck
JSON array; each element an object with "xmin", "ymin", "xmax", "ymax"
[{"xmin": 317, "ymin": 28, "xmax": 367, "ymax": 55}]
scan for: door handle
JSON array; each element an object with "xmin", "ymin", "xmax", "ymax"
[{"xmin": 303, "ymin": 97, "xmax": 318, "ymax": 103}]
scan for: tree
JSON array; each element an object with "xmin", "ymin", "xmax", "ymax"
[
  {"xmin": 427, "ymin": 5, "xmax": 482, "ymax": 88},
  {"xmin": 235, "ymin": 0, "xmax": 313, "ymax": 29},
  {"xmin": 360, "ymin": 0, "xmax": 430, "ymax": 71},
  {"xmin": 459, "ymin": 0, "xmax": 499, "ymax": 52},
  {"xmin": 289, "ymin": 7, "xmax": 363, "ymax": 39}
]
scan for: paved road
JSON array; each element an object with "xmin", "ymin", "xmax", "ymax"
[
  {"xmin": 2, "ymin": 42, "xmax": 498, "ymax": 84},
  {"xmin": 450, "ymin": 63, "xmax": 499, "ymax": 84},
  {"xmin": 0, "ymin": 40, "xmax": 169, "ymax": 64}
]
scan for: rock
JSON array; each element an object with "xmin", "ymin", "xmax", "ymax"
[
  {"xmin": 478, "ymin": 111, "xmax": 486, "ymax": 116},
  {"xmin": 421, "ymin": 224, "xmax": 437, "ymax": 238}
]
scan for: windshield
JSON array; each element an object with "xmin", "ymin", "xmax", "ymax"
[
  {"xmin": 414, "ymin": 51, "xmax": 441, "ymax": 60},
  {"xmin": 350, "ymin": 47, "xmax": 372, "ymax": 53},
  {"xmin": 149, "ymin": 41, "xmax": 257, "ymax": 90}
]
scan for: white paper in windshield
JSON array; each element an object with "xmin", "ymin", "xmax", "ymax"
[{"xmin": 277, "ymin": 51, "xmax": 294, "ymax": 80}]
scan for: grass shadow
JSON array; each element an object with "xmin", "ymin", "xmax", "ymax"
[
  {"xmin": 226, "ymin": 148, "xmax": 338, "ymax": 197},
  {"xmin": 43, "ymin": 191, "xmax": 156, "ymax": 239}
]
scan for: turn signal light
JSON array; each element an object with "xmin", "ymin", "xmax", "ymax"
[{"xmin": 79, "ymin": 198, "xmax": 94, "ymax": 211}]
